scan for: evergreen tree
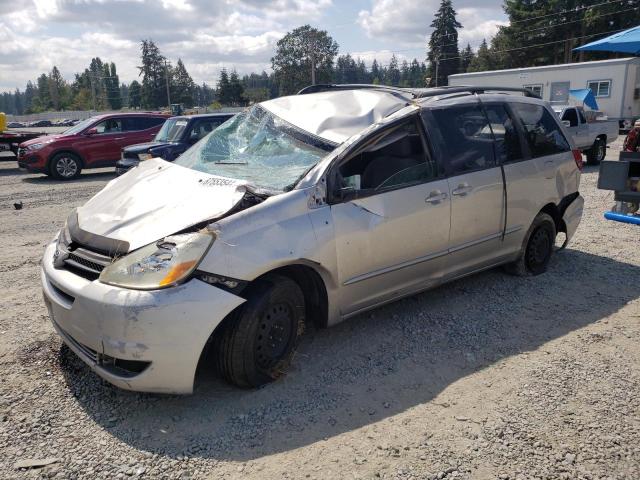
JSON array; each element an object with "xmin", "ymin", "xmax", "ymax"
[
  {"xmin": 371, "ymin": 59, "xmax": 381, "ymax": 84},
  {"xmin": 228, "ymin": 70, "xmax": 245, "ymax": 106},
  {"xmin": 105, "ymin": 62, "xmax": 122, "ymax": 109},
  {"xmin": 128, "ymin": 81, "xmax": 142, "ymax": 109},
  {"xmin": 36, "ymin": 74, "xmax": 50, "ymax": 111},
  {"xmin": 138, "ymin": 39, "xmax": 168, "ymax": 108},
  {"xmin": 24, "ymin": 81, "xmax": 36, "ymax": 113},
  {"xmin": 172, "ymin": 58, "xmax": 195, "ymax": 107},
  {"xmin": 385, "ymin": 55, "xmax": 401, "ymax": 86},
  {"xmin": 468, "ymin": 39, "xmax": 494, "ymax": 72},
  {"xmin": 119, "ymin": 83, "xmax": 129, "ymax": 108},
  {"xmin": 14, "ymin": 89, "xmax": 23, "ymax": 115},
  {"xmin": 460, "ymin": 43, "xmax": 474, "ymax": 73},
  {"xmin": 427, "ymin": 0, "xmax": 462, "ymax": 86},
  {"xmin": 217, "ymin": 68, "xmax": 232, "ymax": 105}
]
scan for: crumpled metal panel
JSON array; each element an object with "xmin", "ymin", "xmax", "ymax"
[
  {"xmin": 261, "ymin": 90, "xmax": 408, "ymax": 144},
  {"xmin": 76, "ymin": 158, "xmax": 247, "ymax": 251}
]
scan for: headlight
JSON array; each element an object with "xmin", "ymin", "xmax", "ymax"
[
  {"xmin": 27, "ymin": 143, "xmax": 45, "ymax": 151},
  {"xmin": 99, "ymin": 231, "xmax": 214, "ymax": 290},
  {"xmin": 53, "ymin": 219, "xmax": 72, "ymax": 268},
  {"xmin": 138, "ymin": 153, "xmax": 153, "ymax": 161}
]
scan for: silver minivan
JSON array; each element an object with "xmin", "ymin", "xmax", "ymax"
[{"xmin": 41, "ymin": 85, "xmax": 584, "ymax": 393}]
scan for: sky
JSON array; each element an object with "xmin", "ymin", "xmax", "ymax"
[{"xmin": 0, "ymin": 0, "xmax": 508, "ymax": 92}]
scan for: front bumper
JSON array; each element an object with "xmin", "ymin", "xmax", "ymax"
[
  {"xmin": 17, "ymin": 150, "xmax": 46, "ymax": 172},
  {"xmin": 115, "ymin": 158, "xmax": 140, "ymax": 176},
  {"xmin": 41, "ymin": 241, "xmax": 245, "ymax": 394}
]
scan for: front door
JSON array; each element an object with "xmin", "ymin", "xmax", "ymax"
[
  {"xmin": 75, "ymin": 118, "xmax": 124, "ymax": 166},
  {"xmin": 329, "ymin": 115, "xmax": 450, "ymax": 316}
]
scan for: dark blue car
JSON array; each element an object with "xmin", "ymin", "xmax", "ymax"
[{"xmin": 115, "ymin": 113, "xmax": 234, "ymax": 176}]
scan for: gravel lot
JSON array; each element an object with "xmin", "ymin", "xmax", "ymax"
[{"xmin": 0, "ymin": 142, "xmax": 639, "ymax": 480}]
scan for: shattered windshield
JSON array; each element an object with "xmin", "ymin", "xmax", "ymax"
[
  {"xmin": 155, "ymin": 118, "xmax": 188, "ymax": 142},
  {"xmin": 175, "ymin": 105, "xmax": 334, "ymax": 191}
]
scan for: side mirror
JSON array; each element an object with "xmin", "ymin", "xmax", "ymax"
[{"xmin": 86, "ymin": 127, "xmax": 98, "ymax": 136}]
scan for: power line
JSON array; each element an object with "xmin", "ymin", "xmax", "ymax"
[{"xmin": 509, "ymin": 0, "xmax": 630, "ymax": 24}]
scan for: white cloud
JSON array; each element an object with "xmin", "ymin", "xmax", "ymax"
[
  {"xmin": 0, "ymin": 0, "xmax": 333, "ymax": 91},
  {"xmin": 357, "ymin": 0, "xmax": 506, "ymax": 50}
]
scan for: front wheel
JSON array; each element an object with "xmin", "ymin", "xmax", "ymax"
[
  {"xmin": 504, "ymin": 212, "xmax": 556, "ymax": 276},
  {"xmin": 586, "ymin": 137, "xmax": 605, "ymax": 165},
  {"xmin": 50, "ymin": 152, "xmax": 82, "ymax": 180},
  {"xmin": 216, "ymin": 275, "xmax": 305, "ymax": 388}
]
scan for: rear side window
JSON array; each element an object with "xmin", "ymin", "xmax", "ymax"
[
  {"xmin": 483, "ymin": 104, "xmax": 524, "ymax": 163},
  {"xmin": 431, "ymin": 104, "xmax": 496, "ymax": 175},
  {"xmin": 511, "ymin": 103, "xmax": 570, "ymax": 157},
  {"xmin": 123, "ymin": 117, "xmax": 166, "ymax": 131},
  {"xmin": 562, "ymin": 109, "xmax": 578, "ymax": 127},
  {"xmin": 188, "ymin": 119, "xmax": 226, "ymax": 142}
]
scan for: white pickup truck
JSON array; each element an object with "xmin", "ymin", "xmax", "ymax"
[{"xmin": 554, "ymin": 106, "xmax": 619, "ymax": 165}]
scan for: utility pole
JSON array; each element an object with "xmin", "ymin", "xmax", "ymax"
[
  {"xmin": 310, "ymin": 30, "xmax": 317, "ymax": 85},
  {"xmin": 164, "ymin": 60, "xmax": 171, "ymax": 107},
  {"xmin": 434, "ymin": 56, "xmax": 440, "ymax": 87}
]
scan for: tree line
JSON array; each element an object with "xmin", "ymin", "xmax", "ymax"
[{"xmin": 1, "ymin": 0, "xmax": 636, "ymax": 115}]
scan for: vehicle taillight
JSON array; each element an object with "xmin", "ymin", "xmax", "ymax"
[{"xmin": 572, "ymin": 149, "xmax": 583, "ymax": 171}]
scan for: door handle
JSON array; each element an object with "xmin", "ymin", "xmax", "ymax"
[
  {"xmin": 451, "ymin": 184, "xmax": 473, "ymax": 196},
  {"xmin": 114, "ymin": 137, "xmax": 125, "ymax": 140},
  {"xmin": 544, "ymin": 160, "xmax": 554, "ymax": 167},
  {"xmin": 425, "ymin": 191, "xmax": 448, "ymax": 204}
]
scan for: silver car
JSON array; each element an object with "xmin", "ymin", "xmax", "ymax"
[{"xmin": 41, "ymin": 85, "xmax": 584, "ymax": 393}]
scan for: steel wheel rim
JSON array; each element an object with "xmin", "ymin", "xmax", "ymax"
[
  {"xmin": 255, "ymin": 303, "xmax": 294, "ymax": 370},
  {"xmin": 56, "ymin": 157, "xmax": 77, "ymax": 177},
  {"xmin": 597, "ymin": 143, "xmax": 605, "ymax": 161},
  {"xmin": 526, "ymin": 227, "xmax": 551, "ymax": 269}
]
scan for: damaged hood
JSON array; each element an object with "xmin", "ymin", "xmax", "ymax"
[{"xmin": 74, "ymin": 158, "xmax": 247, "ymax": 252}]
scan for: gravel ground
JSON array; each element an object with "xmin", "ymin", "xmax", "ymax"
[{"xmin": 0, "ymin": 142, "xmax": 638, "ymax": 480}]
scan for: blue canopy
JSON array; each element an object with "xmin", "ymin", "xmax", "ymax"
[
  {"xmin": 574, "ymin": 25, "xmax": 640, "ymax": 55},
  {"xmin": 569, "ymin": 89, "xmax": 599, "ymax": 110}
]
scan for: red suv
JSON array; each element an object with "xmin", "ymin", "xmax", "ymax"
[{"xmin": 17, "ymin": 113, "xmax": 168, "ymax": 179}]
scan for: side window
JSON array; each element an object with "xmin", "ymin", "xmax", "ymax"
[
  {"xmin": 483, "ymin": 104, "xmax": 524, "ymax": 163},
  {"xmin": 188, "ymin": 119, "xmax": 224, "ymax": 143},
  {"xmin": 511, "ymin": 103, "xmax": 571, "ymax": 157},
  {"xmin": 122, "ymin": 117, "xmax": 142, "ymax": 132},
  {"xmin": 123, "ymin": 117, "xmax": 165, "ymax": 131},
  {"xmin": 577, "ymin": 109, "xmax": 586, "ymax": 124},
  {"xmin": 337, "ymin": 117, "xmax": 436, "ymax": 194},
  {"xmin": 143, "ymin": 117, "xmax": 166, "ymax": 129},
  {"xmin": 431, "ymin": 104, "xmax": 496, "ymax": 175},
  {"xmin": 94, "ymin": 118, "xmax": 122, "ymax": 134},
  {"xmin": 562, "ymin": 108, "xmax": 578, "ymax": 127}
]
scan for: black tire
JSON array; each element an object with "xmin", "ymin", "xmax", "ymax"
[
  {"xmin": 504, "ymin": 212, "xmax": 556, "ymax": 276},
  {"xmin": 49, "ymin": 152, "xmax": 82, "ymax": 180},
  {"xmin": 586, "ymin": 137, "xmax": 605, "ymax": 165},
  {"xmin": 216, "ymin": 275, "xmax": 305, "ymax": 388}
]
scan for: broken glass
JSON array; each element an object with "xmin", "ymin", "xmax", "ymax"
[{"xmin": 176, "ymin": 105, "xmax": 334, "ymax": 191}]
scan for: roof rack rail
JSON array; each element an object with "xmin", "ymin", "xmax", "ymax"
[
  {"xmin": 414, "ymin": 85, "xmax": 541, "ymax": 99},
  {"xmin": 297, "ymin": 84, "xmax": 417, "ymax": 96},
  {"xmin": 297, "ymin": 84, "xmax": 540, "ymax": 100}
]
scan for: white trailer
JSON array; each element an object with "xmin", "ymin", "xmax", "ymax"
[{"xmin": 449, "ymin": 57, "xmax": 640, "ymax": 129}]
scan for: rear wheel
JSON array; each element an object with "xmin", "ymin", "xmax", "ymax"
[
  {"xmin": 216, "ymin": 275, "xmax": 305, "ymax": 388},
  {"xmin": 586, "ymin": 137, "xmax": 605, "ymax": 165},
  {"xmin": 50, "ymin": 152, "xmax": 82, "ymax": 180},
  {"xmin": 504, "ymin": 212, "xmax": 556, "ymax": 276}
]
